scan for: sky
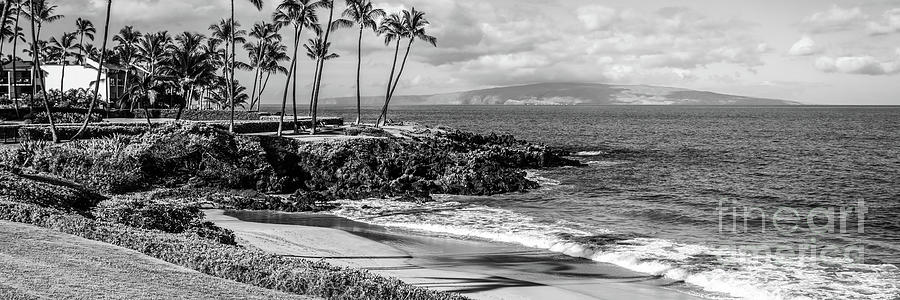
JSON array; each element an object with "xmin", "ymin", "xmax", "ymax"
[{"xmin": 28, "ymin": 0, "xmax": 900, "ymax": 105}]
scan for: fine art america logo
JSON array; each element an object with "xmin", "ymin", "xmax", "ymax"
[{"xmin": 717, "ymin": 199, "xmax": 867, "ymax": 262}]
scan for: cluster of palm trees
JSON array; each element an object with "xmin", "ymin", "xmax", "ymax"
[{"xmin": 0, "ymin": 0, "xmax": 436, "ymax": 141}]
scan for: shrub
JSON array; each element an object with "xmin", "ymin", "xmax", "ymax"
[
  {"xmin": 93, "ymin": 196, "xmax": 203, "ymax": 233},
  {"xmin": 23, "ymin": 137, "xmax": 147, "ymax": 194},
  {"xmin": 344, "ymin": 126, "xmax": 394, "ymax": 138},
  {"xmin": 0, "ymin": 200, "xmax": 469, "ymax": 300},
  {"xmin": 26, "ymin": 111, "xmax": 103, "ymax": 124},
  {"xmin": 19, "ymin": 123, "xmax": 151, "ymax": 141},
  {"xmin": 0, "ymin": 170, "xmax": 104, "ymax": 212}
]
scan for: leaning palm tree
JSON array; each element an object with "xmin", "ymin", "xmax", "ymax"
[
  {"xmin": 25, "ymin": 0, "xmax": 56, "ymax": 142},
  {"xmin": 246, "ymin": 21, "xmax": 280, "ymax": 110},
  {"xmin": 74, "ymin": 17, "xmax": 94, "ymax": 63},
  {"xmin": 227, "ymin": 0, "xmax": 264, "ymax": 132},
  {"xmin": 376, "ymin": 7, "xmax": 436, "ymax": 127},
  {"xmin": 2, "ymin": 2, "xmax": 25, "ymax": 116},
  {"xmin": 374, "ymin": 13, "xmax": 402, "ymax": 127},
  {"xmin": 308, "ymin": 0, "xmax": 338, "ymax": 135},
  {"xmin": 341, "ymin": 0, "xmax": 383, "ymax": 124},
  {"xmin": 47, "ymin": 31, "xmax": 77, "ymax": 101},
  {"xmin": 71, "ymin": 0, "xmax": 111, "ymax": 140},
  {"xmin": 255, "ymin": 42, "xmax": 288, "ymax": 109},
  {"xmin": 274, "ymin": 0, "xmax": 320, "ymax": 136},
  {"xmin": 23, "ymin": 0, "xmax": 63, "ymax": 116}
]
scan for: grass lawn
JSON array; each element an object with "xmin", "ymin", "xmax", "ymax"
[{"xmin": 0, "ymin": 220, "xmax": 317, "ymax": 300}]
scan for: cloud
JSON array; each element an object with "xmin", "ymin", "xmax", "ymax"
[
  {"xmin": 815, "ymin": 55, "xmax": 900, "ymax": 75},
  {"xmin": 867, "ymin": 8, "xmax": 900, "ymax": 35},
  {"xmin": 801, "ymin": 5, "xmax": 867, "ymax": 33},
  {"xmin": 578, "ymin": 5, "xmax": 618, "ymax": 31},
  {"xmin": 417, "ymin": 4, "xmax": 768, "ymax": 86},
  {"xmin": 788, "ymin": 36, "xmax": 819, "ymax": 56}
]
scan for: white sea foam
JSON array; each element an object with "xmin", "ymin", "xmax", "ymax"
[
  {"xmin": 525, "ymin": 171, "xmax": 561, "ymax": 188},
  {"xmin": 330, "ymin": 199, "xmax": 900, "ymax": 300},
  {"xmin": 572, "ymin": 150, "xmax": 606, "ymax": 156}
]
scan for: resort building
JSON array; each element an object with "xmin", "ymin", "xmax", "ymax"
[{"xmin": 1, "ymin": 58, "xmax": 127, "ymax": 106}]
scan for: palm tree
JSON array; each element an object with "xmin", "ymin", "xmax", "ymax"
[
  {"xmin": 374, "ymin": 13, "xmax": 401, "ymax": 127},
  {"xmin": 376, "ymin": 7, "xmax": 435, "ymax": 127},
  {"xmin": 0, "ymin": 3, "xmax": 14, "ymax": 117},
  {"xmin": 308, "ymin": 0, "xmax": 338, "ymax": 135},
  {"xmin": 47, "ymin": 31, "xmax": 76, "ymax": 100},
  {"xmin": 71, "ymin": 0, "xmax": 110, "ymax": 140},
  {"xmin": 255, "ymin": 42, "xmax": 288, "ymax": 109},
  {"xmin": 136, "ymin": 31, "xmax": 173, "ymax": 80},
  {"xmin": 170, "ymin": 31, "xmax": 211, "ymax": 119},
  {"xmin": 23, "ymin": 0, "xmax": 63, "ymax": 113},
  {"xmin": 2, "ymin": 2, "xmax": 24, "ymax": 116},
  {"xmin": 23, "ymin": 0, "xmax": 62, "ymax": 42},
  {"xmin": 74, "ymin": 17, "xmax": 94, "ymax": 63},
  {"xmin": 112, "ymin": 26, "xmax": 141, "ymax": 110},
  {"xmin": 126, "ymin": 74, "xmax": 161, "ymax": 126},
  {"xmin": 273, "ymin": 0, "xmax": 320, "ymax": 136},
  {"xmin": 227, "ymin": 0, "xmax": 264, "ymax": 133},
  {"xmin": 25, "ymin": 0, "xmax": 56, "ymax": 142},
  {"xmin": 303, "ymin": 36, "xmax": 338, "ymax": 66},
  {"xmin": 246, "ymin": 21, "xmax": 280, "ymax": 111},
  {"xmin": 341, "ymin": 0, "xmax": 383, "ymax": 124}
]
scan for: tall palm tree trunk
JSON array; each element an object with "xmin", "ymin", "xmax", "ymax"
[
  {"xmin": 290, "ymin": 27, "xmax": 301, "ymax": 134},
  {"xmin": 277, "ymin": 30, "xmax": 299, "ymax": 137},
  {"xmin": 28, "ymin": 0, "xmax": 57, "ymax": 142},
  {"xmin": 387, "ymin": 39, "xmax": 413, "ymax": 102},
  {"xmin": 58, "ymin": 62, "xmax": 66, "ymax": 102},
  {"xmin": 0, "ymin": 1, "xmax": 8, "ymax": 115},
  {"xmin": 308, "ymin": 61, "xmax": 318, "ymax": 115},
  {"xmin": 376, "ymin": 39, "xmax": 401, "ymax": 127},
  {"xmin": 228, "ymin": 0, "xmax": 236, "ymax": 133},
  {"xmin": 78, "ymin": 34, "xmax": 84, "ymax": 63},
  {"xmin": 10, "ymin": 5, "xmax": 21, "ymax": 117},
  {"xmin": 257, "ymin": 71, "xmax": 271, "ymax": 111},
  {"xmin": 310, "ymin": 2, "xmax": 335, "ymax": 135},
  {"xmin": 354, "ymin": 26, "xmax": 363, "ymax": 125},
  {"xmin": 249, "ymin": 42, "xmax": 262, "ymax": 111},
  {"xmin": 72, "ymin": 0, "xmax": 111, "ymax": 140}
]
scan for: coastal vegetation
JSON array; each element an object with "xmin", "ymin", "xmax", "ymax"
[
  {"xmin": 0, "ymin": 171, "xmax": 468, "ymax": 300},
  {"xmin": 0, "ymin": 123, "xmax": 577, "ymax": 299},
  {"xmin": 0, "ymin": 0, "xmax": 438, "ymax": 140},
  {"xmin": 3, "ymin": 123, "xmax": 576, "ymax": 200}
]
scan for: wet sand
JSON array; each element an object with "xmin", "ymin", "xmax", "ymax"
[{"xmin": 206, "ymin": 210, "xmax": 701, "ymax": 300}]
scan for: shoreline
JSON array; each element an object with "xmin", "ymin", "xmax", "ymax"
[{"xmin": 206, "ymin": 209, "xmax": 701, "ymax": 300}]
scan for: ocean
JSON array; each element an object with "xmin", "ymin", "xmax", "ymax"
[{"xmin": 263, "ymin": 105, "xmax": 900, "ymax": 299}]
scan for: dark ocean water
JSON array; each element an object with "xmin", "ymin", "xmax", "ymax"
[{"xmin": 263, "ymin": 105, "xmax": 900, "ymax": 299}]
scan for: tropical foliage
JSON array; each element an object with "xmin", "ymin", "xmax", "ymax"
[{"xmin": 0, "ymin": 0, "xmax": 436, "ymax": 137}]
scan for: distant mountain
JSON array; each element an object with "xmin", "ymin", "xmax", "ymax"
[{"xmin": 320, "ymin": 82, "xmax": 802, "ymax": 106}]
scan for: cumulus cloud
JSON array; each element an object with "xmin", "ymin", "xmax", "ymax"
[
  {"xmin": 867, "ymin": 8, "xmax": 900, "ymax": 35},
  {"xmin": 801, "ymin": 5, "xmax": 867, "ymax": 33},
  {"xmin": 788, "ymin": 36, "xmax": 819, "ymax": 56},
  {"xmin": 815, "ymin": 55, "xmax": 900, "ymax": 75}
]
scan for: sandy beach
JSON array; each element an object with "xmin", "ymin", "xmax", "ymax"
[{"xmin": 206, "ymin": 210, "xmax": 701, "ymax": 300}]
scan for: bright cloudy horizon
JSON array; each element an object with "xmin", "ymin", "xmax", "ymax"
[{"xmin": 30, "ymin": 0, "xmax": 900, "ymax": 105}]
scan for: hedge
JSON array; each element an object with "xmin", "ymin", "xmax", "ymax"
[
  {"xmin": 0, "ymin": 200, "xmax": 469, "ymax": 300},
  {"xmin": 18, "ymin": 124, "xmax": 153, "ymax": 141},
  {"xmin": 16, "ymin": 119, "xmax": 344, "ymax": 141},
  {"xmin": 129, "ymin": 109, "xmax": 263, "ymax": 121}
]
